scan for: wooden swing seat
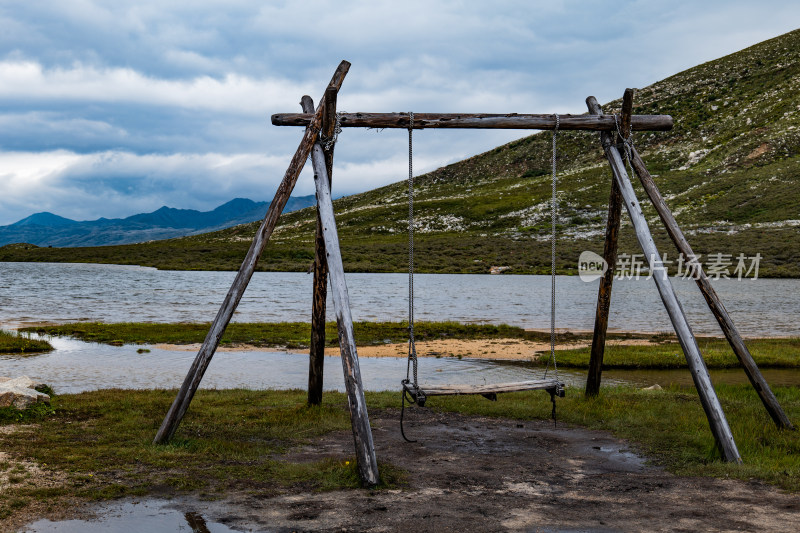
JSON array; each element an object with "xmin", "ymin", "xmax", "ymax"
[{"xmin": 403, "ymin": 378, "xmax": 564, "ymax": 404}]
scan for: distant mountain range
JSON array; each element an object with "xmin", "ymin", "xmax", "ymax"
[{"xmin": 0, "ymin": 196, "xmax": 317, "ymax": 247}]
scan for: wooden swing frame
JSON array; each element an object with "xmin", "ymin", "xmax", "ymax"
[{"xmin": 153, "ymin": 60, "xmax": 792, "ymax": 486}]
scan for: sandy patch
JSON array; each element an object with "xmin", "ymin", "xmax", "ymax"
[
  {"xmin": 154, "ymin": 337, "xmax": 658, "ymax": 360},
  {"xmin": 326, "ymin": 337, "xmax": 657, "ymax": 360}
]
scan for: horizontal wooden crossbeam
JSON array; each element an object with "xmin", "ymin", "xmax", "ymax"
[{"xmin": 272, "ymin": 112, "xmax": 673, "ymax": 131}]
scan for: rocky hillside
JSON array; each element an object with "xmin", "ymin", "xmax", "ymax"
[{"xmin": 3, "ymin": 29, "xmax": 799, "ymax": 276}]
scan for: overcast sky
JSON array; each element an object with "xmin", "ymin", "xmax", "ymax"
[{"xmin": 0, "ymin": 1, "xmax": 797, "ymax": 225}]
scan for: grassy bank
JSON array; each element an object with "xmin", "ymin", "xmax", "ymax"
[
  {"xmin": 0, "ymin": 331, "xmax": 53, "ymax": 355},
  {"xmin": 0, "ymin": 384, "xmax": 798, "ymax": 523},
  {"xmin": 21, "ymin": 321, "xmax": 581, "ymax": 348},
  {"xmin": 548, "ymin": 337, "xmax": 800, "ymax": 369}
]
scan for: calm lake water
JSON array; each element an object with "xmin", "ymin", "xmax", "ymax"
[
  {"xmin": 2, "ymin": 262, "xmax": 799, "ymax": 336},
  {"xmin": 1, "ymin": 262, "xmax": 799, "ymax": 393}
]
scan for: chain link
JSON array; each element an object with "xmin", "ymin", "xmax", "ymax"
[
  {"xmin": 321, "ymin": 112, "xmax": 343, "ymax": 152},
  {"xmin": 613, "ymin": 113, "xmax": 634, "ymax": 164}
]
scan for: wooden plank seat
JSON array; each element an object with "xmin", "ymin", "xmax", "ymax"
[{"xmin": 403, "ymin": 379, "xmax": 564, "ymax": 406}]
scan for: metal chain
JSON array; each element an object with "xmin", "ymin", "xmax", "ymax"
[
  {"xmin": 547, "ymin": 114, "xmax": 560, "ymax": 381},
  {"xmin": 613, "ymin": 113, "xmax": 634, "ymax": 165},
  {"xmin": 322, "ymin": 112, "xmax": 343, "ymax": 151},
  {"xmin": 407, "ymin": 111, "xmax": 418, "ymax": 388}
]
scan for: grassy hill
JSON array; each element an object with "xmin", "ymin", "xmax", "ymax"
[{"xmin": 2, "ymin": 29, "xmax": 799, "ymax": 276}]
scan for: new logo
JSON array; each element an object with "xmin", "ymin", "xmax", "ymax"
[{"xmin": 578, "ymin": 251, "xmax": 608, "ymax": 282}]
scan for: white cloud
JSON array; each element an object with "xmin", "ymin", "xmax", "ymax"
[{"xmin": 0, "ymin": 60, "xmax": 312, "ymax": 115}]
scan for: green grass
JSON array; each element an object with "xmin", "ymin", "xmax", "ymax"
[
  {"xmin": 0, "ymin": 384, "xmax": 798, "ymax": 522},
  {"xmin": 546, "ymin": 337, "xmax": 800, "ymax": 369},
  {"xmin": 21, "ymin": 320, "xmax": 573, "ymax": 349},
  {"xmin": 0, "ymin": 401, "xmax": 55, "ymax": 425},
  {"xmin": 0, "ymin": 389, "xmax": 402, "ymax": 505},
  {"xmin": 0, "ymin": 331, "xmax": 53, "ymax": 354}
]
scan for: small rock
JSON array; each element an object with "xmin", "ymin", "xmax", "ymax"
[
  {"xmin": 641, "ymin": 384, "xmax": 662, "ymax": 391},
  {"xmin": 0, "ymin": 376, "xmax": 50, "ymax": 409},
  {"xmin": 489, "ymin": 265, "xmax": 511, "ymax": 274}
]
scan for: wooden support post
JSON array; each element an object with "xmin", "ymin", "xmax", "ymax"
[
  {"xmin": 587, "ymin": 95, "xmax": 742, "ymax": 463},
  {"xmin": 302, "ymin": 96, "xmax": 380, "ymax": 486},
  {"xmin": 308, "ymin": 87, "xmax": 339, "ymax": 406},
  {"xmin": 629, "ymin": 146, "xmax": 794, "ymax": 430},
  {"xmin": 273, "ymin": 112, "xmax": 673, "ymax": 131},
  {"xmin": 585, "ymin": 90, "xmax": 632, "ymax": 396},
  {"xmin": 153, "ymin": 61, "xmax": 351, "ymax": 445}
]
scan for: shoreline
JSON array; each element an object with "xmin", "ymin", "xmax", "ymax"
[
  {"xmin": 11, "ymin": 321, "xmax": 795, "ymax": 340},
  {"xmin": 8, "ymin": 321, "xmax": 799, "ymax": 362}
]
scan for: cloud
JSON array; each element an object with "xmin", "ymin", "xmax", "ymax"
[
  {"xmin": 0, "ymin": 0, "xmax": 798, "ymax": 225},
  {"xmin": 0, "ymin": 60, "xmax": 311, "ymax": 115}
]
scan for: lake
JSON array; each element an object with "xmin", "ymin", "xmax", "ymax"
[
  {"xmin": 2, "ymin": 262, "xmax": 799, "ymax": 336},
  {"xmin": 2, "ymin": 262, "xmax": 799, "ymax": 393}
]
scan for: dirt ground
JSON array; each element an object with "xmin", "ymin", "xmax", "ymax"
[
  {"xmin": 202, "ymin": 409, "xmax": 800, "ymax": 532},
  {"xmin": 13, "ymin": 409, "xmax": 799, "ymax": 532}
]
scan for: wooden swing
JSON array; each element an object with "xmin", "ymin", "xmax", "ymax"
[
  {"xmin": 400, "ymin": 111, "xmax": 564, "ymax": 414},
  {"xmin": 152, "ymin": 61, "xmax": 792, "ymax": 487}
]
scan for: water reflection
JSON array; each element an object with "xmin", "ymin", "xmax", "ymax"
[
  {"xmin": 184, "ymin": 511, "xmax": 212, "ymax": 533},
  {"xmin": 21, "ymin": 499, "xmax": 237, "ymax": 533}
]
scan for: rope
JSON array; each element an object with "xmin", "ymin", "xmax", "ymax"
[
  {"xmin": 401, "ymin": 111, "xmax": 420, "ymax": 443},
  {"xmin": 406, "ymin": 111, "xmax": 418, "ymax": 390},
  {"xmin": 545, "ymin": 114, "xmax": 559, "ymax": 383},
  {"xmin": 400, "ymin": 386, "xmax": 417, "ymax": 443}
]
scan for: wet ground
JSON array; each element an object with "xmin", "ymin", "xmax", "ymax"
[{"xmin": 18, "ymin": 409, "xmax": 800, "ymax": 532}]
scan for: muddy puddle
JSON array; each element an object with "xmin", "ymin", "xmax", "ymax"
[{"xmin": 21, "ymin": 498, "xmax": 240, "ymax": 532}]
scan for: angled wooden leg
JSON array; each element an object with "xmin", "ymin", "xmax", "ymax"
[
  {"xmin": 629, "ymin": 146, "xmax": 793, "ymax": 430},
  {"xmin": 302, "ymin": 97, "xmax": 379, "ymax": 486},
  {"xmin": 587, "ymin": 95, "xmax": 741, "ymax": 463},
  {"xmin": 153, "ymin": 61, "xmax": 351, "ymax": 445},
  {"xmin": 308, "ymin": 87, "xmax": 339, "ymax": 406}
]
